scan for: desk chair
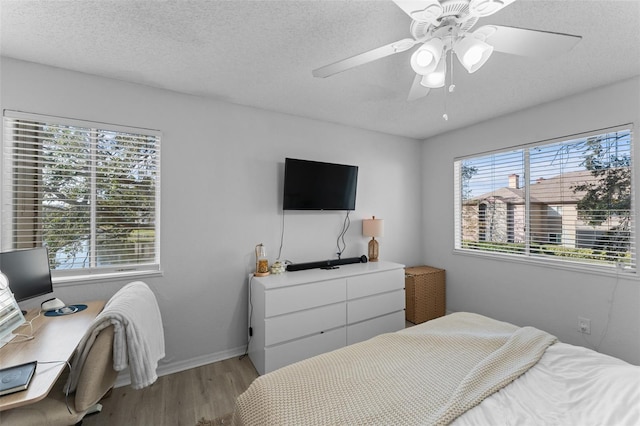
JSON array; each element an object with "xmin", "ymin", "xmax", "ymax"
[{"xmin": 0, "ymin": 325, "xmax": 117, "ymax": 426}]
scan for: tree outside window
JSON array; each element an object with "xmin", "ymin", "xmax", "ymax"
[{"xmin": 3, "ymin": 112, "xmax": 160, "ymax": 276}]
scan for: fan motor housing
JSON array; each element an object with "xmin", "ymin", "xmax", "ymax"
[{"xmin": 410, "ymin": 0, "xmax": 480, "ymax": 40}]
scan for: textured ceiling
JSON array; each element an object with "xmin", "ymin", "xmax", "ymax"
[{"xmin": 1, "ymin": 0, "xmax": 639, "ymax": 140}]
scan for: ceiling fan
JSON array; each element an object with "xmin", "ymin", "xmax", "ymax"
[{"xmin": 312, "ymin": 0, "xmax": 582, "ymax": 102}]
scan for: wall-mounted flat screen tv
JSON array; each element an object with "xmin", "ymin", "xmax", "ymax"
[{"xmin": 283, "ymin": 158, "xmax": 358, "ymax": 211}]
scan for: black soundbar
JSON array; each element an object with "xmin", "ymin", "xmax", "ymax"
[{"xmin": 286, "ymin": 255, "xmax": 368, "ymax": 272}]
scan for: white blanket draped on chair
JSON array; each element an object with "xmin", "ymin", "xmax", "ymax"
[{"xmin": 67, "ymin": 281, "xmax": 165, "ymax": 391}]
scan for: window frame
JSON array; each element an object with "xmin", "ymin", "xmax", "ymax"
[
  {"xmin": 453, "ymin": 124, "xmax": 636, "ymax": 276},
  {"xmin": 1, "ymin": 110, "xmax": 162, "ymax": 283}
]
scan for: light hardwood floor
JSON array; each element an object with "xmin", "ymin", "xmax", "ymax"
[
  {"xmin": 84, "ymin": 323, "xmax": 415, "ymax": 425},
  {"xmin": 83, "ymin": 356, "xmax": 258, "ymax": 426}
]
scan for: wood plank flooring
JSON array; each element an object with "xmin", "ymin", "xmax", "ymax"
[
  {"xmin": 83, "ymin": 356, "xmax": 258, "ymax": 426},
  {"xmin": 84, "ymin": 323, "xmax": 415, "ymax": 425}
]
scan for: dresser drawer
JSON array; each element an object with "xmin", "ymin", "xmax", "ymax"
[
  {"xmin": 347, "ymin": 269, "xmax": 404, "ymax": 299},
  {"xmin": 347, "ymin": 289, "xmax": 404, "ymax": 324},
  {"xmin": 265, "ymin": 327, "xmax": 346, "ymax": 373},
  {"xmin": 265, "ymin": 279, "xmax": 346, "ymax": 317},
  {"xmin": 347, "ymin": 311, "xmax": 405, "ymax": 345},
  {"xmin": 265, "ymin": 302, "xmax": 346, "ymax": 346}
]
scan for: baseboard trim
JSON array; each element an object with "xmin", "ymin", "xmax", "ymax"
[{"xmin": 114, "ymin": 345, "xmax": 247, "ymax": 388}]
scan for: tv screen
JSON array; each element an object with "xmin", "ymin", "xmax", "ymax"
[
  {"xmin": 0, "ymin": 247, "xmax": 53, "ymax": 302},
  {"xmin": 283, "ymin": 158, "xmax": 358, "ymax": 211}
]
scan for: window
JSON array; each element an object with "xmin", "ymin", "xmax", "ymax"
[
  {"xmin": 454, "ymin": 125, "xmax": 634, "ymax": 272},
  {"xmin": 2, "ymin": 111, "xmax": 160, "ymax": 279}
]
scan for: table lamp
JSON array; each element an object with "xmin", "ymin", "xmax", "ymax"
[{"xmin": 362, "ymin": 216, "xmax": 384, "ymax": 262}]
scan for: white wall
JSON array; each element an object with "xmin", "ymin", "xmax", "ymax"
[
  {"xmin": 422, "ymin": 76, "xmax": 640, "ymax": 364},
  {"xmin": 0, "ymin": 58, "xmax": 424, "ymax": 374}
]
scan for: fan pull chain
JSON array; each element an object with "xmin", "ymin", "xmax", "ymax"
[
  {"xmin": 443, "ymin": 49, "xmax": 454, "ymax": 121},
  {"xmin": 443, "ymin": 96, "xmax": 448, "ymax": 121},
  {"xmin": 449, "ymin": 46, "xmax": 456, "ymax": 93}
]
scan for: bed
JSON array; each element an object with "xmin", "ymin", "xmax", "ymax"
[{"xmin": 233, "ymin": 312, "xmax": 640, "ymax": 425}]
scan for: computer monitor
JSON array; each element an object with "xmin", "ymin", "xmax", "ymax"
[{"xmin": 0, "ymin": 247, "xmax": 53, "ymax": 303}]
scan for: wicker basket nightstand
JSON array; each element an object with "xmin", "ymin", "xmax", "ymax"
[{"xmin": 405, "ymin": 266, "xmax": 446, "ymax": 324}]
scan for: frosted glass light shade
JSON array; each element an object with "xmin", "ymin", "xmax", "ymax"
[
  {"xmin": 410, "ymin": 38, "xmax": 444, "ymax": 76},
  {"xmin": 454, "ymin": 36, "xmax": 494, "ymax": 73},
  {"xmin": 420, "ymin": 55, "xmax": 446, "ymax": 88}
]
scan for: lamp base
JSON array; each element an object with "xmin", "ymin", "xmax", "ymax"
[{"xmin": 368, "ymin": 238, "xmax": 379, "ymax": 262}]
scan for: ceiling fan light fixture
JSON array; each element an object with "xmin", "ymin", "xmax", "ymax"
[
  {"xmin": 410, "ymin": 38, "xmax": 444, "ymax": 75},
  {"xmin": 420, "ymin": 57, "xmax": 446, "ymax": 88},
  {"xmin": 416, "ymin": 50, "xmax": 434, "ymax": 66},
  {"xmin": 454, "ymin": 36, "xmax": 494, "ymax": 73}
]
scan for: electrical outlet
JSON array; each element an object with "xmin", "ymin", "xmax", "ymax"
[{"xmin": 578, "ymin": 317, "xmax": 591, "ymax": 335}]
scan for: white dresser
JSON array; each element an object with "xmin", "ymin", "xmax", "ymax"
[{"xmin": 248, "ymin": 261, "xmax": 405, "ymax": 375}]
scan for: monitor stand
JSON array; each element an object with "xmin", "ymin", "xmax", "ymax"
[
  {"xmin": 43, "ymin": 304, "xmax": 86, "ymax": 317},
  {"xmin": 53, "ymin": 305, "xmax": 79, "ymax": 316},
  {"xmin": 41, "ymin": 297, "xmax": 66, "ymax": 312}
]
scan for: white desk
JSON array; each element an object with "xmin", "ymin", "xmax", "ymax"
[{"xmin": 0, "ymin": 300, "xmax": 105, "ymax": 411}]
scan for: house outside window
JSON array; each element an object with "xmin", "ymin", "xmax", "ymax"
[
  {"xmin": 454, "ymin": 126, "xmax": 634, "ymax": 271},
  {"xmin": 1, "ymin": 111, "xmax": 161, "ymax": 279}
]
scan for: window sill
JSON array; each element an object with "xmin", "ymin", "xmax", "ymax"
[
  {"xmin": 452, "ymin": 248, "xmax": 638, "ymax": 280},
  {"xmin": 52, "ymin": 269, "xmax": 164, "ymax": 287}
]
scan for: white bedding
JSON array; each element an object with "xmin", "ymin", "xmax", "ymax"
[{"xmin": 453, "ymin": 342, "xmax": 640, "ymax": 426}]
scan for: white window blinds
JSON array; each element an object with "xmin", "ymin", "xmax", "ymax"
[
  {"xmin": 2, "ymin": 111, "xmax": 161, "ymax": 277},
  {"xmin": 454, "ymin": 125, "xmax": 634, "ymax": 272}
]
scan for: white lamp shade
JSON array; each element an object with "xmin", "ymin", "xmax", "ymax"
[
  {"xmin": 410, "ymin": 38, "xmax": 444, "ymax": 75},
  {"xmin": 362, "ymin": 218, "xmax": 384, "ymax": 238},
  {"xmin": 420, "ymin": 55, "xmax": 446, "ymax": 88},
  {"xmin": 454, "ymin": 36, "xmax": 494, "ymax": 73}
]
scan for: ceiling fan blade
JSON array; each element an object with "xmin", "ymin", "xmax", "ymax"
[
  {"xmin": 313, "ymin": 38, "xmax": 418, "ymax": 78},
  {"xmin": 479, "ymin": 25, "xmax": 582, "ymax": 57},
  {"xmin": 468, "ymin": 0, "xmax": 517, "ymax": 18},
  {"xmin": 392, "ymin": 0, "xmax": 443, "ymax": 24},
  {"xmin": 407, "ymin": 73, "xmax": 430, "ymax": 101}
]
